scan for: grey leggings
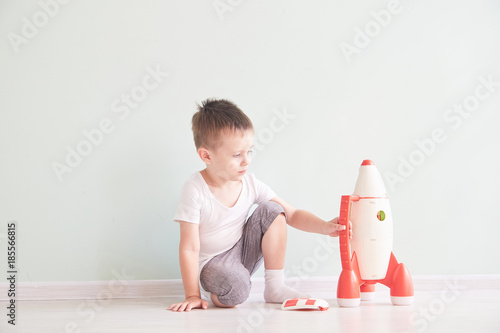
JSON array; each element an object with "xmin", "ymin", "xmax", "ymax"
[{"xmin": 200, "ymin": 201, "xmax": 285, "ymax": 306}]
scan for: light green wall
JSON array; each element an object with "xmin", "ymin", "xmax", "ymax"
[{"xmin": 1, "ymin": 0, "xmax": 500, "ymax": 282}]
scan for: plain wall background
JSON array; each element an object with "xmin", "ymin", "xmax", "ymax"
[{"xmin": 1, "ymin": 0, "xmax": 499, "ymax": 283}]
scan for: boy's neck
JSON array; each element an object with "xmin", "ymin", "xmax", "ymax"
[{"xmin": 200, "ymin": 168, "xmax": 240, "ymax": 188}]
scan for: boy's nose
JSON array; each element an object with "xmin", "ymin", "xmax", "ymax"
[{"xmin": 242, "ymin": 155, "xmax": 251, "ymax": 166}]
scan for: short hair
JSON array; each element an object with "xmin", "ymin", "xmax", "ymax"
[{"xmin": 192, "ymin": 98, "xmax": 254, "ymax": 150}]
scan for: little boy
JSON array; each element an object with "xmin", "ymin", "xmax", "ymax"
[{"xmin": 168, "ymin": 99, "xmax": 349, "ymax": 312}]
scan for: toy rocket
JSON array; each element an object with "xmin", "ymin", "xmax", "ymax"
[{"xmin": 337, "ymin": 160, "xmax": 414, "ymax": 307}]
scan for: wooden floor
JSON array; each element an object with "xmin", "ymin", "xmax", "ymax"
[{"xmin": 1, "ymin": 285, "xmax": 500, "ymax": 333}]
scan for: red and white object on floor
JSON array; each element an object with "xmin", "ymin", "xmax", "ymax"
[
  {"xmin": 337, "ymin": 160, "xmax": 414, "ymax": 307},
  {"xmin": 281, "ymin": 298, "xmax": 329, "ymax": 311}
]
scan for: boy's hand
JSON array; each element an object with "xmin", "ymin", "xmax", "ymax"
[
  {"xmin": 168, "ymin": 296, "xmax": 209, "ymax": 312},
  {"xmin": 325, "ymin": 217, "xmax": 352, "ymax": 239}
]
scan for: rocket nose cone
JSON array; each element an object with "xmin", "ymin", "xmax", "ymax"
[{"xmin": 353, "ymin": 159, "xmax": 387, "ymax": 197}]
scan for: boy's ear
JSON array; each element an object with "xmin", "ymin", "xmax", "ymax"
[{"xmin": 197, "ymin": 147, "xmax": 212, "ymax": 164}]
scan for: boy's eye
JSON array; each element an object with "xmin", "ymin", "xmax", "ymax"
[{"xmin": 234, "ymin": 150, "xmax": 253, "ymax": 158}]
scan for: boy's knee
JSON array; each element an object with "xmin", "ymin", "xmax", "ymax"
[
  {"xmin": 255, "ymin": 201, "xmax": 285, "ymax": 219},
  {"xmin": 216, "ymin": 270, "xmax": 252, "ymax": 306},
  {"xmin": 202, "ymin": 262, "xmax": 252, "ymax": 307}
]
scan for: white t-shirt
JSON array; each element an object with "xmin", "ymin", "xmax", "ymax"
[{"xmin": 173, "ymin": 171, "xmax": 277, "ymax": 272}]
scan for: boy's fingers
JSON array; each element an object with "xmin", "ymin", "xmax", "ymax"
[
  {"xmin": 169, "ymin": 299, "xmax": 208, "ymax": 312},
  {"xmin": 173, "ymin": 303, "xmax": 183, "ymax": 312}
]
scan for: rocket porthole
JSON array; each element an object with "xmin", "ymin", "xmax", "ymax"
[{"xmin": 377, "ymin": 211, "xmax": 386, "ymax": 221}]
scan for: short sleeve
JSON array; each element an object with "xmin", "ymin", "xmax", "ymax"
[
  {"xmin": 250, "ymin": 173, "xmax": 277, "ymax": 204},
  {"xmin": 173, "ymin": 179, "xmax": 202, "ymax": 224}
]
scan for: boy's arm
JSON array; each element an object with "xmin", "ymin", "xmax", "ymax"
[
  {"xmin": 179, "ymin": 221, "xmax": 202, "ymax": 298},
  {"xmin": 270, "ymin": 196, "xmax": 349, "ymax": 237},
  {"xmin": 168, "ymin": 221, "xmax": 208, "ymax": 312}
]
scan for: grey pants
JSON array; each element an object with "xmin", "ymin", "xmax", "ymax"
[{"xmin": 200, "ymin": 201, "xmax": 285, "ymax": 306}]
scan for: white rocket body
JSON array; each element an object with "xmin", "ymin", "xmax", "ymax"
[{"xmin": 350, "ymin": 161, "xmax": 393, "ymax": 280}]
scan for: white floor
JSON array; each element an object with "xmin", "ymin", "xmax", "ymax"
[{"xmin": 2, "ymin": 286, "xmax": 500, "ymax": 333}]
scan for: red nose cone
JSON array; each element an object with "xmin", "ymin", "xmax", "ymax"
[{"xmin": 361, "ymin": 159, "xmax": 374, "ymax": 166}]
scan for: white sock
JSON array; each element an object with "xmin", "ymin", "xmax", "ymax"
[{"xmin": 263, "ymin": 269, "xmax": 308, "ymax": 303}]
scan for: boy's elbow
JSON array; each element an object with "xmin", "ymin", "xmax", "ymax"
[
  {"xmin": 269, "ymin": 197, "xmax": 296, "ymax": 226},
  {"xmin": 284, "ymin": 207, "xmax": 297, "ymax": 226},
  {"xmin": 179, "ymin": 236, "xmax": 200, "ymax": 254},
  {"xmin": 179, "ymin": 242, "xmax": 200, "ymax": 254}
]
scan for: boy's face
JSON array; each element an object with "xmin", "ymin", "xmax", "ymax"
[{"xmin": 206, "ymin": 129, "xmax": 254, "ymax": 182}]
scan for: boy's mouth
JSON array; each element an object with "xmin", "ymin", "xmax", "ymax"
[{"xmin": 238, "ymin": 170, "xmax": 247, "ymax": 174}]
